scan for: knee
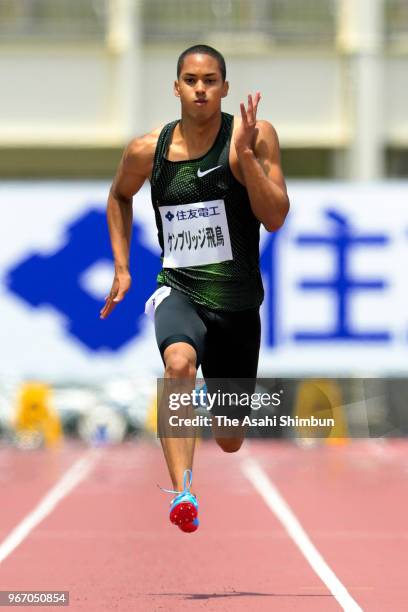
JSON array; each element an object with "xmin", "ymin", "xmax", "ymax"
[
  {"xmin": 165, "ymin": 353, "xmax": 196, "ymax": 380},
  {"xmin": 215, "ymin": 438, "xmax": 244, "ymax": 453}
]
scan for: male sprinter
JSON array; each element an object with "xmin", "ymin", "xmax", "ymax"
[{"xmin": 100, "ymin": 45, "xmax": 289, "ymax": 533}]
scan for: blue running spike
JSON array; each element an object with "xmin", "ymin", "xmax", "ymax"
[{"xmin": 158, "ymin": 469, "xmax": 199, "ymax": 533}]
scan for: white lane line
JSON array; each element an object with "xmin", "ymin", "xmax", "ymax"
[
  {"xmin": 0, "ymin": 449, "xmax": 101, "ymax": 564},
  {"xmin": 241, "ymin": 456, "xmax": 363, "ymax": 612}
]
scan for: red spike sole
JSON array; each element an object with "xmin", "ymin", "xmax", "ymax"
[{"xmin": 169, "ymin": 502, "xmax": 198, "ymax": 528}]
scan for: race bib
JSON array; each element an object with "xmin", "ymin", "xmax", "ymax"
[{"xmin": 159, "ymin": 199, "xmax": 233, "ymax": 268}]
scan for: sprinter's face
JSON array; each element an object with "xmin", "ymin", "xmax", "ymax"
[{"xmin": 175, "ymin": 54, "xmax": 228, "ymax": 119}]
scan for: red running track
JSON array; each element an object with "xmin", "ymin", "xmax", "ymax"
[{"xmin": 0, "ymin": 438, "xmax": 407, "ymax": 611}]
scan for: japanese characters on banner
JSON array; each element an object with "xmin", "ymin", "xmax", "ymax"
[{"xmin": 0, "ymin": 181, "xmax": 407, "ymax": 380}]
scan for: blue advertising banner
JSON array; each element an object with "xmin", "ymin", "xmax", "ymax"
[{"xmin": 1, "ymin": 181, "xmax": 407, "ymax": 380}]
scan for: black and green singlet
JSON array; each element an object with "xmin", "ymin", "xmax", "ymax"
[{"xmin": 150, "ymin": 112, "xmax": 264, "ymax": 312}]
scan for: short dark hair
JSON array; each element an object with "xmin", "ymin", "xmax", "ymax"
[{"xmin": 177, "ymin": 44, "xmax": 226, "ymax": 82}]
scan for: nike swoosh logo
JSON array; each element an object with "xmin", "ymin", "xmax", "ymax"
[{"xmin": 197, "ymin": 165, "xmax": 222, "ymax": 178}]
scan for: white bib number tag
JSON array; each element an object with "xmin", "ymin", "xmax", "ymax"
[
  {"xmin": 144, "ymin": 285, "xmax": 171, "ymax": 322},
  {"xmin": 159, "ymin": 199, "xmax": 233, "ymax": 268}
]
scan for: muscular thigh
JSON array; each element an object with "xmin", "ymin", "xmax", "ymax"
[
  {"xmin": 201, "ymin": 308, "xmax": 261, "ymax": 379},
  {"xmin": 201, "ymin": 308, "xmax": 261, "ymax": 420},
  {"xmin": 154, "ymin": 287, "xmax": 207, "ymax": 367}
]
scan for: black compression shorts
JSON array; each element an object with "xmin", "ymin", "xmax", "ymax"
[{"xmin": 154, "ymin": 286, "xmax": 261, "ymax": 419}]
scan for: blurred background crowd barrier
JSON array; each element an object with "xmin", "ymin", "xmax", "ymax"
[
  {"xmin": 1, "ymin": 0, "xmax": 408, "ymax": 179},
  {"xmin": 1, "ymin": 0, "xmax": 407, "ymax": 447}
]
